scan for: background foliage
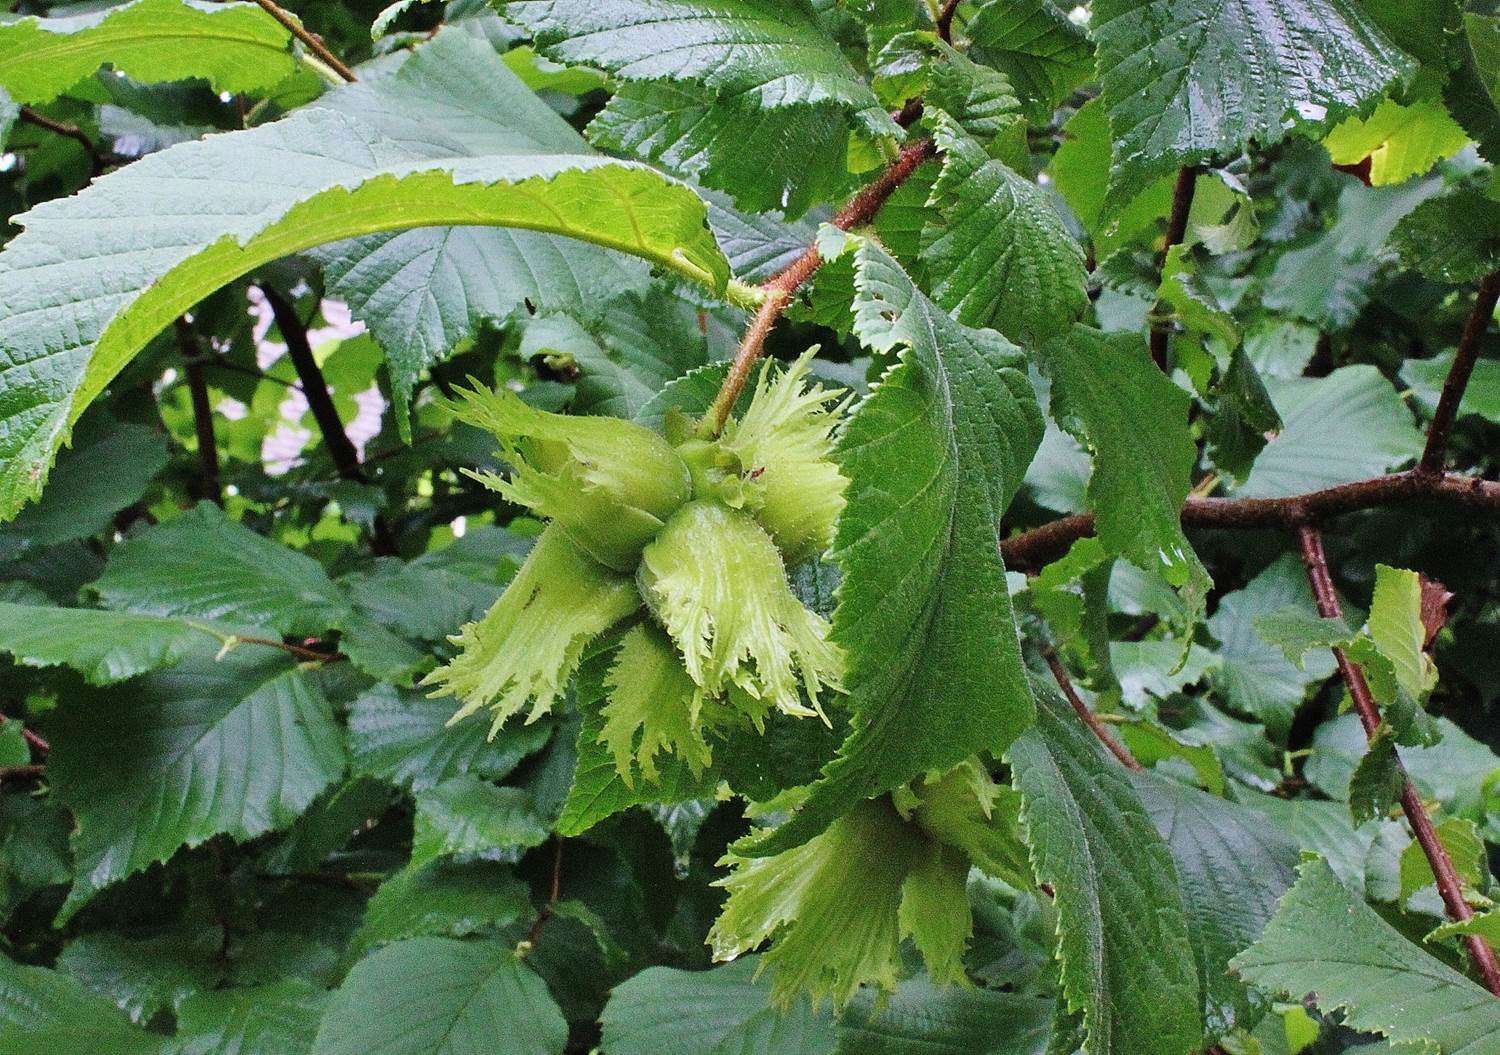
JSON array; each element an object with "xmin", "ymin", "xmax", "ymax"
[{"xmin": 2, "ymin": 0, "xmax": 1500, "ymax": 1053}]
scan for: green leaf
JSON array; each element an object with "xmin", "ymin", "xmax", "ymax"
[
  {"xmin": 1232, "ymin": 857, "xmax": 1500, "ymax": 1055},
  {"xmin": 1404, "ymin": 348, "xmax": 1500, "ymax": 427},
  {"xmin": 921, "ymin": 120, "xmax": 1089, "ymax": 343},
  {"xmin": 0, "ymin": 96, "xmax": 727, "ymax": 520},
  {"xmin": 0, "ymin": 958, "xmax": 165, "ymax": 1055},
  {"xmin": 1208, "ymin": 555, "xmax": 1336, "ymax": 738},
  {"xmin": 90, "ymin": 503, "xmax": 352, "ymax": 638},
  {"xmin": 1006, "ymin": 676, "xmax": 1201, "ymax": 1055},
  {"xmin": 1323, "ymin": 97, "xmax": 1469, "ymax": 187},
  {"xmin": 966, "ymin": 0, "xmax": 1094, "ymax": 122},
  {"xmin": 348, "ymin": 684, "xmax": 553, "ymax": 793},
  {"xmin": 600, "ymin": 956, "xmax": 838, "ymax": 1055},
  {"xmin": 0, "ymin": 0, "xmax": 297, "ymax": 106},
  {"xmin": 352, "ymin": 859, "xmax": 533, "ymax": 954},
  {"xmin": 590, "ymin": 84, "xmax": 851, "ymax": 219},
  {"xmin": 57, "ymin": 927, "xmax": 219, "ymax": 1025},
  {"xmin": 747, "ymin": 238, "xmax": 1043, "ymax": 855},
  {"xmin": 1205, "ymin": 345, "xmax": 1281, "ymax": 484},
  {"xmin": 312, "ymin": 30, "xmax": 659, "ymax": 427},
  {"xmin": 1133, "ymin": 771, "xmax": 1300, "ymax": 1038},
  {"xmin": 1037, "ymin": 325, "xmax": 1206, "ymax": 593},
  {"xmin": 1235, "ymin": 366, "xmax": 1424, "ymax": 498},
  {"xmin": 1091, "ymin": 0, "xmax": 1413, "ymax": 211},
  {"xmin": 1399, "ymin": 817, "xmax": 1484, "ymax": 902},
  {"xmin": 0, "ymin": 602, "xmax": 220, "ymax": 685},
  {"xmin": 411, "ymin": 775, "xmax": 550, "ymax": 867},
  {"xmin": 1048, "ymin": 99, "xmax": 1175, "ymax": 260},
  {"xmin": 312, "ymin": 938, "xmax": 567, "ymax": 1055},
  {"xmin": 46, "ymin": 645, "xmax": 346, "ymax": 921},
  {"xmin": 502, "ymin": 0, "xmax": 898, "ymax": 137},
  {"xmin": 1366, "ymin": 564, "xmax": 1436, "ymax": 704},
  {"xmin": 1393, "ymin": 189, "xmax": 1500, "ymax": 284},
  {"xmin": 175, "ymin": 980, "xmax": 327, "ymax": 1055},
  {"xmin": 836, "ymin": 975, "xmax": 1054, "ymax": 1055}
]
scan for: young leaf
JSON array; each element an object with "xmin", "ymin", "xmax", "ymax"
[
  {"xmin": 46, "ymin": 645, "xmax": 346, "ymax": 922},
  {"xmin": 1091, "ymin": 0, "xmax": 1413, "ymax": 212},
  {"xmin": 1007, "ymin": 676, "xmax": 1202, "ymax": 1055},
  {"xmin": 0, "ymin": 100, "xmax": 727, "ymax": 520},
  {"xmin": 1232, "ymin": 858, "xmax": 1500, "ymax": 1054},
  {"xmin": 312, "ymin": 938, "xmax": 567, "ymax": 1055},
  {"xmin": 747, "ymin": 238, "xmax": 1043, "ymax": 856},
  {"xmin": 0, "ymin": 0, "xmax": 298, "ymax": 106}
]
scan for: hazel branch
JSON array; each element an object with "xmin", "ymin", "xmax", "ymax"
[
  {"xmin": 251, "ymin": 0, "xmax": 357, "ymax": 82},
  {"xmin": 1417, "ymin": 271, "xmax": 1500, "ymax": 476}
]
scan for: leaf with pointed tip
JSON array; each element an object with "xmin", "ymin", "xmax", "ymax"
[
  {"xmin": 312, "ymin": 938, "xmax": 567, "ymax": 1055},
  {"xmin": 46, "ymin": 645, "xmax": 346, "ymax": 921},
  {"xmin": 0, "ymin": 82, "xmax": 726, "ymax": 519},
  {"xmin": 1007, "ymin": 676, "xmax": 1202, "ymax": 1055},
  {"xmin": 747, "ymin": 239, "xmax": 1042, "ymax": 856},
  {"xmin": 1232, "ymin": 857, "xmax": 1500, "ymax": 1055},
  {"xmin": 0, "ymin": 0, "xmax": 297, "ymax": 107},
  {"xmin": 1091, "ymin": 0, "xmax": 1413, "ymax": 212}
]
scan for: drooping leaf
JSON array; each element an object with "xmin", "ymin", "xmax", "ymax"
[
  {"xmin": 46, "ymin": 645, "xmax": 346, "ymax": 920},
  {"xmin": 501, "ymin": 0, "xmax": 899, "ymax": 137},
  {"xmin": 966, "ymin": 0, "xmax": 1094, "ymax": 122},
  {"xmin": 747, "ymin": 237, "xmax": 1043, "ymax": 855},
  {"xmin": 921, "ymin": 120, "xmax": 1089, "ymax": 343},
  {"xmin": 1006, "ymin": 677, "xmax": 1202, "ymax": 1055},
  {"xmin": 1091, "ymin": 0, "xmax": 1413, "ymax": 211},
  {"xmin": 1036, "ymin": 325, "xmax": 1206, "ymax": 593},
  {"xmin": 0, "ymin": 0, "xmax": 297, "ymax": 107},
  {"xmin": 1132, "ymin": 771, "xmax": 1300, "ymax": 1038},
  {"xmin": 0, "ymin": 602, "xmax": 219, "ymax": 685},
  {"xmin": 0, "ymin": 89, "xmax": 726, "ymax": 520},
  {"xmin": 311, "ymin": 938, "xmax": 567, "ymax": 1055},
  {"xmin": 1232, "ymin": 857, "xmax": 1500, "ymax": 1055},
  {"xmin": 599, "ymin": 956, "xmax": 838, "ymax": 1055},
  {"xmin": 90, "ymin": 503, "xmax": 352, "ymax": 638}
]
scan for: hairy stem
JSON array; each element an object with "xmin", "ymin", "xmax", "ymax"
[
  {"xmin": 251, "ymin": 0, "xmax": 357, "ymax": 82},
  {"xmin": 935, "ymin": 0, "xmax": 962, "ymax": 42},
  {"xmin": 1148, "ymin": 166, "xmax": 1199, "ymax": 369},
  {"xmin": 1001, "ymin": 469, "xmax": 1500, "ymax": 570},
  {"xmin": 1296, "ymin": 525, "xmax": 1500, "ymax": 997},
  {"xmin": 258, "ymin": 284, "xmax": 399, "ymax": 556},
  {"xmin": 175, "ymin": 318, "xmax": 223, "ymax": 507},
  {"xmin": 702, "ymin": 136, "xmax": 936, "ymax": 436},
  {"xmin": 1042, "ymin": 645, "xmax": 1143, "ymax": 771},
  {"xmin": 1417, "ymin": 271, "xmax": 1500, "ymax": 475}
]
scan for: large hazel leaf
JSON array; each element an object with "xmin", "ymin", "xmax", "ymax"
[
  {"xmin": 1006, "ymin": 677, "xmax": 1202, "ymax": 1055},
  {"xmin": 1232, "ymin": 858, "xmax": 1500, "ymax": 1055},
  {"xmin": 0, "ymin": 0, "xmax": 297, "ymax": 106},
  {"xmin": 748, "ymin": 238, "xmax": 1043, "ymax": 856},
  {"xmin": 1132, "ymin": 771, "xmax": 1300, "ymax": 1039},
  {"xmin": 1036, "ymin": 325, "xmax": 1205, "ymax": 593},
  {"xmin": 0, "ymin": 958, "xmax": 165, "ymax": 1055},
  {"xmin": 0, "ymin": 602, "xmax": 221, "ymax": 686},
  {"xmin": 501, "ymin": 0, "xmax": 899, "ymax": 137},
  {"xmin": 966, "ymin": 0, "xmax": 1094, "ymax": 122},
  {"xmin": 1091, "ymin": 0, "xmax": 1414, "ymax": 211},
  {"xmin": 311, "ymin": 30, "xmax": 660, "ymax": 428},
  {"xmin": 0, "ymin": 77, "xmax": 727, "ymax": 519},
  {"xmin": 45, "ymin": 644, "xmax": 346, "ymax": 921},
  {"xmin": 312, "ymin": 938, "xmax": 567, "ymax": 1055}
]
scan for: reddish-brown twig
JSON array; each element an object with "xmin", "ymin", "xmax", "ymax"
[
  {"xmin": 1417, "ymin": 271, "xmax": 1500, "ymax": 476},
  {"xmin": 1042, "ymin": 646, "xmax": 1143, "ymax": 771},
  {"xmin": 251, "ymin": 0, "xmax": 357, "ymax": 82}
]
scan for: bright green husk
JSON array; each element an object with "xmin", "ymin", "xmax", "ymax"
[
  {"xmin": 721, "ymin": 350, "xmax": 849, "ymax": 564},
  {"xmin": 710, "ymin": 797, "xmax": 972, "ymax": 1007},
  {"xmin": 449, "ymin": 381, "xmax": 691, "ymax": 571},
  {"xmin": 423, "ymin": 524, "xmax": 640, "ymax": 734},
  {"xmin": 637, "ymin": 500, "xmax": 842, "ymax": 719},
  {"xmin": 599, "ymin": 623, "xmax": 715, "ymax": 786}
]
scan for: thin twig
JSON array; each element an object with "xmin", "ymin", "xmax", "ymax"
[
  {"xmin": 196, "ymin": 357, "xmax": 300, "ymax": 390},
  {"xmin": 232, "ymin": 634, "xmax": 346, "ymax": 664},
  {"xmin": 1148, "ymin": 166, "xmax": 1200, "ymax": 370},
  {"xmin": 1001, "ymin": 469, "xmax": 1500, "ymax": 570},
  {"xmin": 1042, "ymin": 645, "xmax": 1143, "ymax": 771},
  {"xmin": 251, "ymin": 0, "xmax": 357, "ymax": 83},
  {"xmin": 1417, "ymin": 271, "xmax": 1500, "ymax": 475},
  {"xmin": 526, "ymin": 838, "xmax": 565, "ymax": 946},
  {"xmin": 702, "ymin": 137, "xmax": 937, "ymax": 436},
  {"xmin": 17, "ymin": 106, "xmax": 116, "ymax": 174},
  {"xmin": 0, "ymin": 716, "xmax": 48, "ymax": 755},
  {"xmin": 1296, "ymin": 525, "xmax": 1500, "ymax": 997},
  {"xmin": 175, "ymin": 319, "xmax": 223, "ymax": 507},
  {"xmin": 935, "ymin": 0, "xmax": 962, "ymax": 42},
  {"xmin": 258, "ymin": 284, "xmax": 399, "ymax": 556}
]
